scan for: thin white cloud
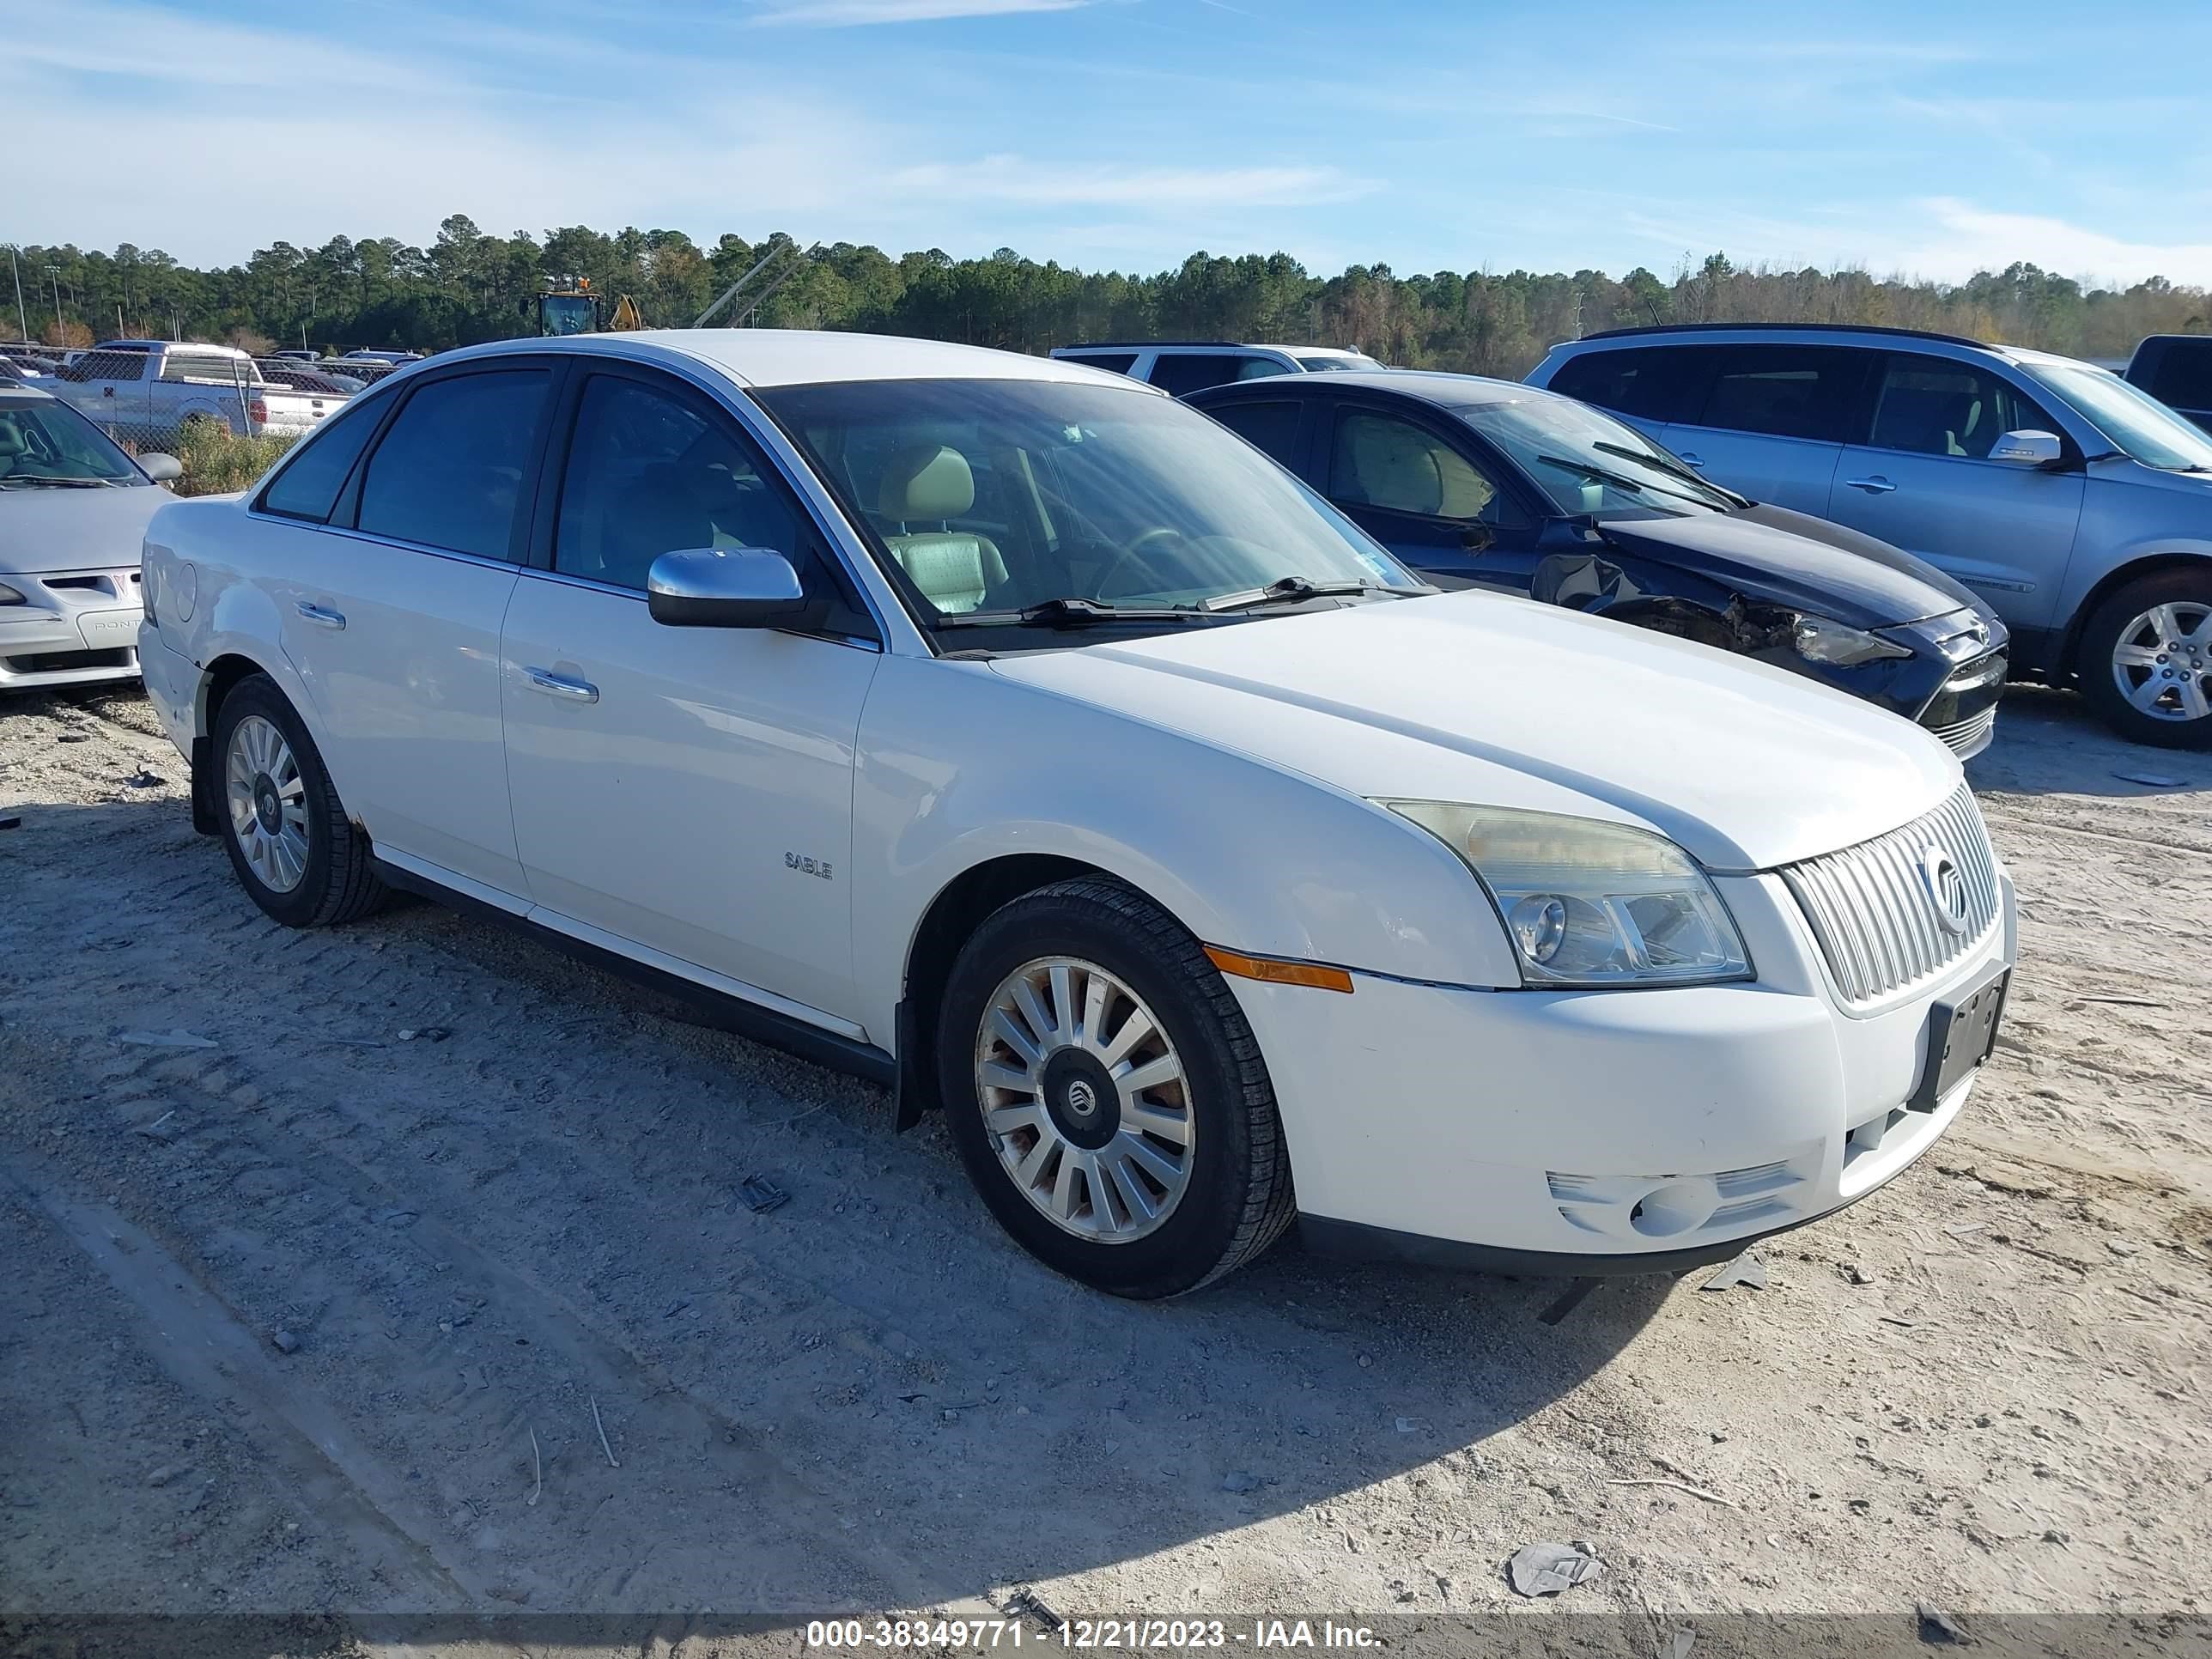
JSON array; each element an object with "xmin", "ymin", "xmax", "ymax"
[
  {"xmin": 1892, "ymin": 198, "xmax": 2212, "ymax": 288},
  {"xmin": 890, "ymin": 155, "xmax": 1370, "ymax": 210},
  {"xmin": 747, "ymin": 0, "xmax": 1088, "ymax": 26}
]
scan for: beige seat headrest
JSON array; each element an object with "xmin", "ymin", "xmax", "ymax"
[{"xmin": 878, "ymin": 444, "xmax": 975, "ymax": 520}]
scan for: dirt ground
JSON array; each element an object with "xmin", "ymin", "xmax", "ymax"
[{"xmin": 2, "ymin": 679, "xmax": 2208, "ymax": 1651}]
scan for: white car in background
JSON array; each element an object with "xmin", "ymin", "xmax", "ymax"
[
  {"xmin": 138, "ymin": 331, "xmax": 2014, "ymax": 1297},
  {"xmin": 1, "ymin": 384, "xmax": 180, "ymax": 690},
  {"xmin": 1050, "ymin": 340, "xmax": 1382, "ymax": 396}
]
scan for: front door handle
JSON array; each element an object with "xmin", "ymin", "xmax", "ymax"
[
  {"xmin": 1675, "ymin": 451, "xmax": 1707, "ymax": 470},
  {"xmin": 295, "ymin": 601, "xmax": 345, "ymax": 630},
  {"xmin": 1843, "ymin": 475, "xmax": 1898, "ymax": 495},
  {"xmin": 525, "ymin": 666, "xmax": 599, "ymax": 704}
]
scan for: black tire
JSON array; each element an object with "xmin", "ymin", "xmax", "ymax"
[
  {"xmin": 210, "ymin": 673, "xmax": 386, "ymax": 927},
  {"xmin": 935, "ymin": 876, "xmax": 1296, "ymax": 1298},
  {"xmin": 2077, "ymin": 570, "xmax": 2212, "ymax": 750}
]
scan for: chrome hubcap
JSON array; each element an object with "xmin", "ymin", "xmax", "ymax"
[
  {"xmin": 974, "ymin": 956, "xmax": 1193, "ymax": 1243},
  {"xmin": 225, "ymin": 714, "xmax": 309, "ymax": 893},
  {"xmin": 2112, "ymin": 600, "xmax": 2212, "ymax": 723}
]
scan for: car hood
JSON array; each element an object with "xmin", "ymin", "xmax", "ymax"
[
  {"xmin": 1590, "ymin": 506, "xmax": 1974, "ymax": 627},
  {"xmin": 988, "ymin": 591, "xmax": 1960, "ymax": 872},
  {"xmin": 0, "ymin": 483, "xmax": 171, "ymax": 574}
]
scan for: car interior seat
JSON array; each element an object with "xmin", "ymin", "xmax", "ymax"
[
  {"xmin": 0, "ymin": 422, "xmax": 28, "ymax": 477},
  {"xmin": 1339, "ymin": 419, "xmax": 1444, "ymax": 515},
  {"xmin": 874, "ymin": 444, "xmax": 1006, "ymax": 613},
  {"xmin": 1942, "ymin": 392, "xmax": 1987, "ymax": 457}
]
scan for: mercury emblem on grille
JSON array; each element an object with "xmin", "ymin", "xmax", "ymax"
[{"xmin": 1919, "ymin": 844, "xmax": 1971, "ymax": 935}]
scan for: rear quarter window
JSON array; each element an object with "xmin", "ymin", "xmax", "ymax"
[
  {"xmin": 1546, "ymin": 346, "xmax": 1704, "ymax": 422},
  {"xmin": 1206, "ymin": 400, "xmax": 1303, "ymax": 467},
  {"xmin": 256, "ymin": 388, "xmax": 393, "ymax": 522}
]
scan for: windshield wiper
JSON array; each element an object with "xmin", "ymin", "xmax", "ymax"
[
  {"xmin": 0, "ymin": 474, "xmax": 113, "ymax": 489},
  {"xmin": 1591, "ymin": 441, "xmax": 1748, "ymax": 507},
  {"xmin": 930, "ymin": 595, "xmax": 1212, "ymax": 629},
  {"xmin": 1200, "ymin": 574, "xmax": 1398, "ymax": 611}
]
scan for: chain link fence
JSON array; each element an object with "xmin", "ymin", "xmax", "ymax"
[{"xmin": 28, "ymin": 345, "xmax": 322, "ymax": 495}]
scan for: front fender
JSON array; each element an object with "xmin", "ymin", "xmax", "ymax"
[{"xmin": 850, "ymin": 656, "xmax": 1519, "ymax": 1042}]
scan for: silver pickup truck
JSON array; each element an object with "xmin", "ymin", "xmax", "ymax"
[{"xmin": 52, "ymin": 341, "xmax": 346, "ymax": 447}]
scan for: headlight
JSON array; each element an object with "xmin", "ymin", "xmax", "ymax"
[
  {"xmin": 1386, "ymin": 803, "xmax": 1752, "ymax": 988},
  {"xmin": 1792, "ymin": 615, "xmax": 1913, "ymax": 666},
  {"xmin": 0, "ymin": 580, "xmax": 26, "ymax": 606}
]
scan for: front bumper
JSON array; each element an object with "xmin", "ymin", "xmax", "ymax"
[
  {"xmin": 0, "ymin": 566, "xmax": 144, "ymax": 689},
  {"xmin": 1231, "ymin": 866, "xmax": 2016, "ymax": 1275}
]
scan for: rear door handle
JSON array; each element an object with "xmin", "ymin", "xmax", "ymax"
[
  {"xmin": 525, "ymin": 666, "xmax": 599, "ymax": 704},
  {"xmin": 1843, "ymin": 475, "xmax": 1898, "ymax": 494},
  {"xmin": 295, "ymin": 601, "xmax": 345, "ymax": 629}
]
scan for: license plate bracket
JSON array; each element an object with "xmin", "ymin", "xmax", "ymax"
[{"xmin": 1908, "ymin": 963, "xmax": 2010, "ymax": 1113}]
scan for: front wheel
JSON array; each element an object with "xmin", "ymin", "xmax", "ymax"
[
  {"xmin": 212, "ymin": 674, "xmax": 386, "ymax": 927},
  {"xmin": 935, "ymin": 877, "xmax": 1295, "ymax": 1297},
  {"xmin": 2078, "ymin": 572, "xmax": 2212, "ymax": 749}
]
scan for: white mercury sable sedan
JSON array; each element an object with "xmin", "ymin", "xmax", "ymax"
[{"xmin": 138, "ymin": 331, "xmax": 2016, "ymax": 1298}]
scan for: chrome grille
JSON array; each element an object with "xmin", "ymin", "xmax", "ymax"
[
  {"xmin": 1780, "ymin": 784, "xmax": 2001, "ymax": 1006},
  {"xmin": 1926, "ymin": 704, "xmax": 1997, "ymax": 757}
]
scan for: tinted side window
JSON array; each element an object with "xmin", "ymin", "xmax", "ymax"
[
  {"xmin": 555, "ymin": 374, "xmax": 817, "ymax": 592},
  {"xmin": 257, "ymin": 389, "xmax": 391, "ymax": 521},
  {"xmin": 1149, "ymin": 354, "xmax": 1267, "ymax": 396},
  {"xmin": 1059, "ymin": 352, "xmax": 1139, "ymax": 375},
  {"xmin": 1691, "ymin": 345, "xmax": 1867, "ymax": 442},
  {"xmin": 57, "ymin": 349, "xmax": 149, "ymax": 385},
  {"xmin": 161, "ymin": 352, "xmax": 245, "ymax": 385},
  {"xmin": 356, "ymin": 368, "xmax": 549, "ymax": 560},
  {"xmin": 1864, "ymin": 355, "xmax": 2060, "ymax": 459},
  {"xmin": 1547, "ymin": 346, "xmax": 1704, "ymax": 422},
  {"xmin": 1209, "ymin": 400, "xmax": 1303, "ymax": 467},
  {"xmin": 2142, "ymin": 340, "xmax": 2212, "ymax": 410},
  {"xmin": 1329, "ymin": 410, "xmax": 1514, "ymax": 522}
]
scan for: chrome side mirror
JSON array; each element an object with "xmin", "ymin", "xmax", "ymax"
[
  {"xmin": 1987, "ymin": 429, "xmax": 2062, "ymax": 466},
  {"xmin": 646, "ymin": 548, "xmax": 808, "ymax": 628},
  {"xmin": 137, "ymin": 452, "xmax": 183, "ymax": 483}
]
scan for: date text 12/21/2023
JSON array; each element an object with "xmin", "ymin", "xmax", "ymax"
[{"xmin": 805, "ymin": 1620, "xmax": 1382, "ymax": 1650}]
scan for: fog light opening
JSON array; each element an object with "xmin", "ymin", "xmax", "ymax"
[{"xmin": 1627, "ymin": 1178, "xmax": 1719, "ymax": 1238}]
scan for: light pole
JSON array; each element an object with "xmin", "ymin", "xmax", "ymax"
[{"xmin": 45, "ymin": 264, "xmax": 63, "ymax": 339}]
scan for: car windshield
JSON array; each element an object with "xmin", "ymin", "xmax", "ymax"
[
  {"xmin": 2021, "ymin": 360, "xmax": 2212, "ymax": 471},
  {"xmin": 1298, "ymin": 354, "xmax": 1384, "ymax": 373},
  {"xmin": 1455, "ymin": 392, "xmax": 1737, "ymax": 516},
  {"xmin": 756, "ymin": 377, "xmax": 1422, "ymax": 624},
  {"xmin": 0, "ymin": 398, "xmax": 143, "ymax": 485}
]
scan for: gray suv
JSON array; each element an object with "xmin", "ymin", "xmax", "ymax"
[{"xmin": 1528, "ymin": 323, "xmax": 2212, "ymax": 748}]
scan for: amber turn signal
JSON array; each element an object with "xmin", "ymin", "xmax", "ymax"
[{"xmin": 1203, "ymin": 945, "xmax": 1355, "ymax": 994}]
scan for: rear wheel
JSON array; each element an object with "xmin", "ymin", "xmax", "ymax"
[
  {"xmin": 935, "ymin": 877, "xmax": 1295, "ymax": 1297},
  {"xmin": 212, "ymin": 674, "xmax": 386, "ymax": 927},
  {"xmin": 2079, "ymin": 571, "xmax": 2212, "ymax": 749}
]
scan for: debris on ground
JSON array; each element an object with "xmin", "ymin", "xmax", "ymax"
[
  {"xmin": 145, "ymin": 1464, "xmax": 188, "ymax": 1488},
  {"xmin": 1917, "ymin": 1601, "xmax": 1970, "ymax": 1644},
  {"xmin": 739, "ymin": 1174, "xmax": 789, "ymax": 1213},
  {"xmin": 1505, "ymin": 1540, "xmax": 1604, "ymax": 1597},
  {"xmin": 0, "ymin": 814, "xmax": 19, "ymax": 830},
  {"xmin": 397, "ymin": 1026, "xmax": 452, "ymax": 1042},
  {"xmin": 1221, "ymin": 1471, "xmax": 1261, "ymax": 1493},
  {"xmin": 269, "ymin": 1329, "xmax": 301, "ymax": 1355},
  {"xmin": 1538, "ymin": 1277, "xmax": 1599, "ymax": 1325},
  {"xmin": 1701, "ymin": 1251, "xmax": 1767, "ymax": 1291},
  {"xmin": 124, "ymin": 769, "xmax": 163, "ymax": 788},
  {"xmin": 117, "ymin": 1029, "xmax": 217, "ymax": 1049},
  {"xmin": 2112, "ymin": 771, "xmax": 2184, "ymax": 787}
]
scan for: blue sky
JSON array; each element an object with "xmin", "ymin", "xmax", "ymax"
[{"xmin": 14, "ymin": 0, "xmax": 2211, "ymax": 285}]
